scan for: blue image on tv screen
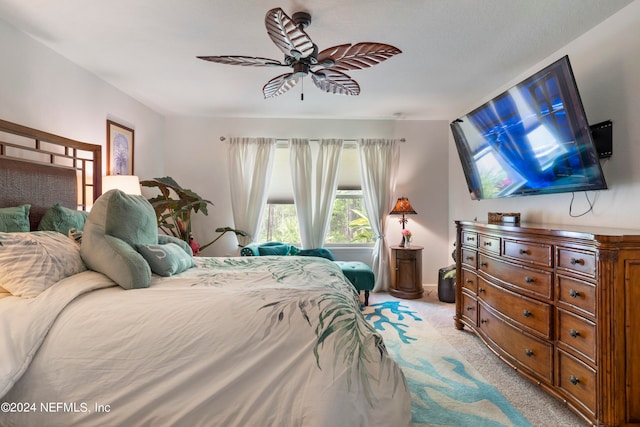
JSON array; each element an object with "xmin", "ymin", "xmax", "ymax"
[{"xmin": 451, "ymin": 56, "xmax": 607, "ymax": 200}]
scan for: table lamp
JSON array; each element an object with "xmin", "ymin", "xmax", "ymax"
[
  {"xmin": 102, "ymin": 175, "xmax": 142, "ymax": 195},
  {"xmin": 389, "ymin": 197, "xmax": 417, "ymax": 246}
]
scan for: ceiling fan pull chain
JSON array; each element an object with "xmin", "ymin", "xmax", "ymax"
[{"xmin": 301, "ymin": 78, "xmax": 304, "ymax": 101}]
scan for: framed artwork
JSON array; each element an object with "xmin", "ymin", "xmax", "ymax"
[{"xmin": 106, "ymin": 119, "xmax": 135, "ymax": 175}]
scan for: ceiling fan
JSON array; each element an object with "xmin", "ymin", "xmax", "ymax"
[{"xmin": 197, "ymin": 8, "xmax": 402, "ymax": 99}]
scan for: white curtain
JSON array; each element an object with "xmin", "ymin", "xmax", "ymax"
[
  {"xmin": 227, "ymin": 137, "xmax": 276, "ymax": 246},
  {"xmin": 290, "ymin": 138, "xmax": 343, "ymax": 249},
  {"xmin": 358, "ymin": 139, "xmax": 400, "ymax": 292}
]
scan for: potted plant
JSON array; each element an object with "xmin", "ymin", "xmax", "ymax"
[
  {"xmin": 141, "ymin": 176, "xmax": 247, "ymax": 254},
  {"xmin": 438, "ymin": 245, "xmax": 457, "ymax": 303}
]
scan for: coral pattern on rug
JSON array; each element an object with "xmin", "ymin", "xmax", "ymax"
[{"xmin": 364, "ymin": 300, "xmax": 532, "ymax": 427}]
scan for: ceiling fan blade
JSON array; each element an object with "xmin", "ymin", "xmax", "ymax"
[
  {"xmin": 263, "ymin": 73, "xmax": 299, "ymax": 98},
  {"xmin": 265, "ymin": 8, "xmax": 315, "ymax": 59},
  {"xmin": 197, "ymin": 55, "xmax": 284, "ymax": 67},
  {"xmin": 311, "ymin": 69, "xmax": 360, "ymax": 96},
  {"xmin": 317, "ymin": 42, "xmax": 402, "ymax": 71}
]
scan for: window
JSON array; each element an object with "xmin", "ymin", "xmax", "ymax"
[
  {"xmin": 326, "ymin": 190, "xmax": 373, "ymax": 244},
  {"xmin": 257, "ymin": 142, "xmax": 374, "ymax": 245},
  {"xmin": 258, "ymin": 190, "xmax": 374, "ymax": 245}
]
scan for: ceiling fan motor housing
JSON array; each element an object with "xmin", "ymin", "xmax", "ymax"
[{"xmin": 292, "ymin": 62, "xmax": 309, "ymax": 77}]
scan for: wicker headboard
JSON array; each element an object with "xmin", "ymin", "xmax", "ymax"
[{"xmin": 0, "ymin": 119, "xmax": 102, "ymax": 230}]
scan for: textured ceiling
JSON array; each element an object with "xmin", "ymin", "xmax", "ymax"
[{"xmin": 0, "ymin": 0, "xmax": 634, "ymax": 120}]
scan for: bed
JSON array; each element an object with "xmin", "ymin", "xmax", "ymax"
[{"xmin": 0, "ymin": 119, "xmax": 411, "ymax": 427}]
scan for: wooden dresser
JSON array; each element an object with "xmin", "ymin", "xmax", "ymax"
[{"xmin": 455, "ymin": 220, "xmax": 640, "ymax": 427}]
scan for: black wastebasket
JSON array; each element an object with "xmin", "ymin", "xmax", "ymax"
[{"xmin": 438, "ymin": 265, "xmax": 456, "ymax": 303}]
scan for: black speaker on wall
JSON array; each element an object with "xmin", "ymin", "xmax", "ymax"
[{"xmin": 590, "ymin": 120, "xmax": 613, "ymax": 158}]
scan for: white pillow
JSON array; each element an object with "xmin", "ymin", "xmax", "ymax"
[{"xmin": 0, "ymin": 231, "xmax": 87, "ymax": 298}]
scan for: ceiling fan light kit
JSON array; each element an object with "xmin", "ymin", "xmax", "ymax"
[{"xmin": 198, "ymin": 7, "xmax": 402, "ymax": 99}]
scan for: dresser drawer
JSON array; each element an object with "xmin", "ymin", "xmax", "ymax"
[
  {"xmin": 557, "ymin": 247, "xmax": 596, "ymax": 279},
  {"xmin": 461, "ymin": 292, "xmax": 477, "ymax": 326},
  {"xmin": 478, "ymin": 253, "xmax": 553, "ymax": 300},
  {"xmin": 556, "ymin": 274, "xmax": 596, "ymax": 318},
  {"xmin": 478, "ymin": 277, "xmax": 552, "ymax": 339},
  {"xmin": 395, "ymin": 248, "xmax": 417, "ymax": 260},
  {"xmin": 557, "ymin": 308, "xmax": 596, "ymax": 364},
  {"xmin": 503, "ymin": 239, "xmax": 552, "ymax": 267},
  {"xmin": 557, "ymin": 348, "xmax": 597, "ymax": 416},
  {"xmin": 462, "ymin": 231, "xmax": 478, "ymax": 248},
  {"xmin": 461, "ymin": 248, "xmax": 477, "ymax": 269},
  {"xmin": 461, "ymin": 268, "xmax": 477, "ymax": 293},
  {"xmin": 478, "ymin": 303, "xmax": 553, "ymax": 383},
  {"xmin": 478, "ymin": 234, "xmax": 500, "ymax": 255}
]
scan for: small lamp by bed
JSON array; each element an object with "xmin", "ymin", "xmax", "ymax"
[
  {"xmin": 389, "ymin": 196, "xmax": 417, "ymax": 247},
  {"xmin": 102, "ymin": 175, "xmax": 142, "ymax": 195}
]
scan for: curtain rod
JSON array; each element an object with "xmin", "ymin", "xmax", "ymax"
[{"xmin": 219, "ymin": 137, "xmax": 406, "ymax": 142}]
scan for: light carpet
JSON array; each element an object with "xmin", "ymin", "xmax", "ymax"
[{"xmin": 363, "ymin": 294, "xmax": 531, "ymax": 427}]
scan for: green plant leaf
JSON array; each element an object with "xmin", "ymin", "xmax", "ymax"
[{"xmin": 142, "ymin": 176, "xmax": 248, "ymax": 247}]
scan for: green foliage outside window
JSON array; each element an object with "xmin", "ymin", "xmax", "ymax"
[{"xmin": 258, "ymin": 191, "xmax": 374, "ymax": 245}]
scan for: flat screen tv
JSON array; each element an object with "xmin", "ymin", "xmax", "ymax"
[{"xmin": 450, "ymin": 55, "xmax": 607, "ymax": 200}]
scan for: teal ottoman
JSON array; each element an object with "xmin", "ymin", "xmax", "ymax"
[{"xmin": 334, "ymin": 261, "xmax": 375, "ymax": 306}]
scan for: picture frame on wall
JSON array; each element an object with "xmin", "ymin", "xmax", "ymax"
[{"xmin": 106, "ymin": 119, "xmax": 135, "ymax": 175}]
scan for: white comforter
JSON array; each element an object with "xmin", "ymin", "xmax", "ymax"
[{"xmin": 0, "ymin": 256, "xmax": 410, "ymax": 427}]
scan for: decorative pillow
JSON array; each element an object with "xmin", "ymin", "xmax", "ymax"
[
  {"xmin": 0, "ymin": 205, "xmax": 31, "ymax": 232},
  {"xmin": 287, "ymin": 245, "xmax": 299, "ymax": 256},
  {"xmin": 81, "ymin": 189, "xmax": 191, "ymax": 290},
  {"xmin": 137, "ymin": 243, "xmax": 195, "ymax": 277},
  {"xmin": 81, "ymin": 190, "xmax": 157, "ymax": 290},
  {"xmin": 0, "ymin": 231, "xmax": 87, "ymax": 298},
  {"xmin": 258, "ymin": 244, "xmax": 290, "ymax": 256},
  {"xmin": 38, "ymin": 203, "xmax": 88, "ymax": 235},
  {"xmin": 298, "ymin": 248, "xmax": 336, "ymax": 261}
]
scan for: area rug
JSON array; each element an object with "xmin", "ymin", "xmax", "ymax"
[{"xmin": 363, "ymin": 296, "xmax": 532, "ymax": 427}]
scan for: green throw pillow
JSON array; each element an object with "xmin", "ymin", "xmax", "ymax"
[
  {"xmin": 298, "ymin": 248, "xmax": 335, "ymax": 261},
  {"xmin": 0, "ymin": 204, "xmax": 31, "ymax": 232},
  {"xmin": 137, "ymin": 243, "xmax": 195, "ymax": 277},
  {"xmin": 38, "ymin": 203, "xmax": 88, "ymax": 235},
  {"xmin": 258, "ymin": 244, "xmax": 290, "ymax": 256},
  {"xmin": 80, "ymin": 190, "xmax": 156, "ymax": 290}
]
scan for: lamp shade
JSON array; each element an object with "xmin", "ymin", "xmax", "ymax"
[
  {"xmin": 102, "ymin": 175, "xmax": 142, "ymax": 195},
  {"xmin": 389, "ymin": 197, "xmax": 417, "ymax": 215}
]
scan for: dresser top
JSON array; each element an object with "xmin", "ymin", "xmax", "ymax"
[{"xmin": 456, "ymin": 220, "xmax": 640, "ymax": 242}]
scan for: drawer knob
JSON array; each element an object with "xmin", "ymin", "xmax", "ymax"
[
  {"xmin": 570, "ymin": 257, "xmax": 585, "ymax": 266},
  {"xmin": 483, "ymin": 241, "xmax": 492, "ymax": 246},
  {"xmin": 524, "ymin": 349, "xmax": 534, "ymax": 357},
  {"xmin": 480, "ymin": 262, "xmax": 488, "ymax": 267},
  {"xmin": 569, "ymin": 289, "xmax": 581, "ymax": 298},
  {"xmin": 519, "ymin": 249, "xmax": 529, "ymax": 255},
  {"xmin": 569, "ymin": 375, "xmax": 580, "ymax": 385},
  {"xmin": 478, "ymin": 287, "xmax": 485, "ymax": 293},
  {"xmin": 523, "ymin": 310, "xmax": 532, "ymax": 318},
  {"xmin": 569, "ymin": 329, "xmax": 580, "ymax": 338},
  {"xmin": 465, "ymin": 256, "xmax": 474, "ymax": 261},
  {"xmin": 467, "ymin": 237, "xmax": 475, "ymax": 241},
  {"xmin": 466, "ymin": 305, "xmax": 474, "ymax": 311},
  {"xmin": 465, "ymin": 278, "xmax": 473, "ymax": 284},
  {"xmin": 480, "ymin": 318, "xmax": 487, "ymax": 324},
  {"xmin": 524, "ymin": 276, "xmax": 534, "ymax": 284}
]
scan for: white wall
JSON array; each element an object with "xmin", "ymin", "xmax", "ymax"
[
  {"xmin": 161, "ymin": 116, "xmax": 451, "ymax": 283},
  {"xmin": 448, "ymin": 1, "xmax": 640, "ymax": 242},
  {"xmin": 0, "ymin": 18, "xmax": 165, "ymax": 183}
]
